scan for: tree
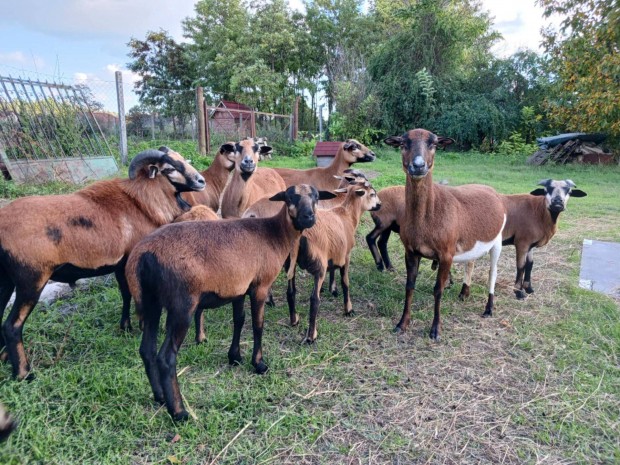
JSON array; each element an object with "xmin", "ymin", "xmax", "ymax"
[
  {"xmin": 127, "ymin": 30, "xmax": 195, "ymax": 135},
  {"xmin": 539, "ymin": 0, "xmax": 620, "ymax": 141}
]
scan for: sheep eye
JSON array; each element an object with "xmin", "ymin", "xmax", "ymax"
[{"xmin": 161, "ymin": 168, "xmax": 175, "ymax": 175}]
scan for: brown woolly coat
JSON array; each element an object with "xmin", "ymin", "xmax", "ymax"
[
  {"xmin": 501, "ymin": 194, "xmax": 557, "ymax": 247},
  {"xmin": 184, "ymin": 151, "xmax": 232, "ymax": 210},
  {"xmin": 220, "ymin": 167, "xmax": 286, "ymax": 218}
]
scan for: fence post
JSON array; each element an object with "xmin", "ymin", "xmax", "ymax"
[
  {"xmin": 250, "ymin": 110, "xmax": 256, "ymax": 139},
  {"xmin": 293, "ymin": 96, "xmax": 299, "ymax": 141},
  {"xmin": 115, "ymin": 71, "xmax": 128, "ymax": 165},
  {"xmin": 196, "ymin": 87, "xmax": 206, "ymax": 156},
  {"xmin": 205, "ymin": 102, "xmax": 211, "ymax": 153}
]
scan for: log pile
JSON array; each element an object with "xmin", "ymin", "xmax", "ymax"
[{"xmin": 527, "ymin": 133, "xmax": 614, "ymax": 166}]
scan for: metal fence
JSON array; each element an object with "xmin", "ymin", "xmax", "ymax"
[{"xmin": 0, "ymin": 76, "xmax": 117, "ymax": 183}]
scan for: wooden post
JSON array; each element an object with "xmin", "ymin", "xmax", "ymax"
[
  {"xmin": 196, "ymin": 87, "xmax": 206, "ymax": 156},
  {"xmin": 250, "ymin": 110, "xmax": 256, "ymax": 139},
  {"xmin": 115, "ymin": 71, "xmax": 128, "ymax": 165},
  {"xmin": 293, "ymin": 96, "xmax": 300, "ymax": 141},
  {"xmin": 205, "ymin": 102, "xmax": 211, "ymax": 153}
]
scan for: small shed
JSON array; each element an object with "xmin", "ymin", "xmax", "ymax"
[
  {"xmin": 210, "ymin": 100, "xmax": 253, "ymax": 135},
  {"xmin": 313, "ymin": 141, "xmax": 341, "ymax": 167}
]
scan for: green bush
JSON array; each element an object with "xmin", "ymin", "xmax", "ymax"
[{"xmin": 496, "ymin": 132, "xmax": 538, "ymax": 158}]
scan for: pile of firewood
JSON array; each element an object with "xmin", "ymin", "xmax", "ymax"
[{"xmin": 527, "ymin": 135, "xmax": 613, "ymax": 166}]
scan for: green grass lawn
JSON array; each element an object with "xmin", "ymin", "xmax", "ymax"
[{"xmin": 0, "ymin": 148, "xmax": 619, "ymax": 464}]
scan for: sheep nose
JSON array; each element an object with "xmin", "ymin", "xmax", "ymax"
[
  {"xmin": 412, "ymin": 155, "xmax": 425, "ymax": 169},
  {"xmin": 195, "ymin": 176, "xmax": 205, "ymax": 187}
]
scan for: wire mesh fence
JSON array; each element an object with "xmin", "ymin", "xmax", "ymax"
[{"xmin": 0, "ymin": 68, "xmax": 302, "ymax": 183}]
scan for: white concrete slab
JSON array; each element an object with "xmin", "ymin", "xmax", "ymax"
[{"xmin": 579, "ymin": 239, "xmax": 620, "ymax": 299}]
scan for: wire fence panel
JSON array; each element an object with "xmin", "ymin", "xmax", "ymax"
[{"xmin": 0, "ymin": 76, "xmax": 117, "ymax": 184}]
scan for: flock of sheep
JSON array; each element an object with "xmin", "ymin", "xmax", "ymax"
[{"xmin": 0, "ymin": 128, "xmax": 587, "ymax": 426}]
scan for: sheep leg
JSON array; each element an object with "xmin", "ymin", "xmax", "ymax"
[
  {"xmin": 513, "ymin": 244, "xmax": 528, "ymax": 299},
  {"xmin": 459, "ymin": 261, "xmax": 475, "ymax": 300},
  {"xmin": 157, "ymin": 311, "xmax": 191, "ymax": 422},
  {"xmin": 377, "ymin": 228, "xmax": 394, "ymax": 271},
  {"xmin": 194, "ymin": 308, "xmax": 206, "ymax": 344},
  {"xmin": 250, "ymin": 288, "xmax": 269, "ymax": 374},
  {"xmin": 266, "ymin": 287, "xmax": 276, "ymax": 307},
  {"xmin": 341, "ymin": 257, "xmax": 353, "ymax": 316},
  {"xmin": 228, "ymin": 297, "xmax": 245, "ymax": 366},
  {"xmin": 305, "ymin": 270, "xmax": 325, "ymax": 344},
  {"xmin": 365, "ymin": 223, "xmax": 385, "ymax": 271},
  {"xmin": 286, "ymin": 273, "xmax": 300, "ymax": 327},
  {"xmin": 483, "ymin": 240, "xmax": 502, "ymax": 318},
  {"xmin": 0, "ymin": 275, "xmax": 15, "ymax": 361},
  {"xmin": 114, "ymin": 262, "xmax": 133, "ymax": 332},
  {"xmin": 523, "ymin": 249, "xmax": 535, "ymax": 294},
  {"xmin": 328, "ymin": 264, "xmax": 338, "ymax": 297},
  {"xmin": 138, "ymin": 299, "xmax": 164, "ymax": 405},
  {"xmin": 394, "ymin": 252, "xmax": 421, "ymax": 333},
  {"xmin": 430, "ymin": 259, "xmax": 452, "ymax": 341},
  {"xmin": 4, "ymin": 282, "xmax": 45, "ymax": 380}
]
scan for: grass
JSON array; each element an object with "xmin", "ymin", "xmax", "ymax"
[{"xmin": 0, "ymin": 148, "xmax": 619, "ymax": 464}]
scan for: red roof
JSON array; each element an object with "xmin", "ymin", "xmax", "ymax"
[
  {"xmin": 218, "ymin": 100, "xmax": 253, "ymax": 112},
  {"xmin": 313, "ymin": 141, "xmax": 342, "ymax": 157}
]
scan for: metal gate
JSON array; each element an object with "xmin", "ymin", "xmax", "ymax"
[{"xmin": 0, "ymin": 76, "xmax": 118, "ymax": 184}]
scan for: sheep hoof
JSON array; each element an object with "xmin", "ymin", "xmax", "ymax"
[
  {"xmin": 254, "ymin": 361, "xmax": 269, "ymax": 375},
  {"xmin": 376, "ymin": 263, "xmax": 385, "ymax": 272},
  {"xmin": 0, "ymin": 351, "xmax": 8, "ymax": 363},
  {"xmin": 514, "ymin": 290, "xmax": 527, "ymax": 300},
  {"xmin": 266, "ymin": 296, "xmax": 276, "ymax": 308},
  {"xmin": 153, "ymin": 395, "xmax": 165, "ymax": 406},
  {"xmin": 344, "ymin": 310, "xmax": 355, "ymax": 317},
  {"xmin": 120, "ymin": 320, "xmax": 133, "ymax": 333},
  {"xmin": 429, "ymin": 329, "xmax": 440, "ymax": 342},
  {"xmin": 525, "ymin": 286, "xmax": 535, "ymax": 295},
  {"xmin": 482, "ymin": 308, "xmax": 493, "ymax": 318},
  {"xmin": 290, "ymin": 315, "xmax": 300, "ymax": 327},
  {"xmin": 228, "ymin": 354, "xmax": 243, "ymax": 366},
  {"xmin": 331, "ymin": 288, "xmax": 339, "ymax": 297},
  {"xmin": 15, "ymin": 371, "xmax": 35, "ymax": 382},
  {"xmin": 195, "ymin": 334, "xmax": 206, "ymax": 345},
  {"xmin": 393, "ymin": 325, "xmax": 406, "ymax": 334},
  {"xmin": 386, "ymin": 266, "xmax": 395, "ymax": 272},
  {"xmin": 172, "ymin": 410, "xmax": 189, "ymax": 423}
]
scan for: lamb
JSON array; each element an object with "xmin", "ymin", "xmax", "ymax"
[
  {"xmin": 125, "ymin": 184, "xmax": 336, "ymax": 421},
  {"xmin": 366, "ymin": 185, "xmax": 405, "ymax": 272},
  {"xmin": 461, "ymin": 179, "xmax": 587, "ymax": 300},
  {"xmin": 385, "ymin": 128, "xmax": 506, "ymax": 340},
  {"xmin": 0, "ymin": 147, "xmax": 205, "ymax": 380},
  {"xmin": 219, "ymin": 139, "xmax": 286, "ymax": 218},
  {"xmin": 273, "ymin": 139, "xmax": 376, "ymax": 190},
  {"xmin": 286, "ymin": 181, "xmax": 381, "ymax": 343},
  {"xmin": 173, "ymin": 205, "xmax": 218, "ymax": 223}
]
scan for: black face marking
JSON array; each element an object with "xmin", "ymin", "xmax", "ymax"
[
  {"xmin": 68, "ymin": 216, "xmax": 94, "ymax": 229},
  {"xmin": 46, "ymin": 226, "xmax": 62, "ymax": 244},
  {"xmin": 162, "ymin": 154, "xmax": 185, "ymax": 174},
  {"xmin": 235, "ymin": 143, "xmax": 242, "ymax": 154}
]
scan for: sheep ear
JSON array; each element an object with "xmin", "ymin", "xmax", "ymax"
[
  {"xmin": 355, "ymin": 189, "xmax": 366, "ymax": 197},
  {"xmin": 148, "ymin": 165, "xmax": 159, "ymax": 179},
  {"xmin": 343, "ymin": 140, "xmax": 357, "ymax": 151},
  {"xmin": 537, "ymin": 179, "xmax": 551, "ymax": 187},
  {"xmin": 530, "ymin": 188, "xmax": 546, "ymax": 196},
  {"xmin": 570, "ymin": 189, "xmax": 587, "ymax": 197},
  {"xmin": 333, "ymin": 188, "xmax": 347, "ymax": 194},
  {"xmin": 220, "ymin": 143, "xmax": 235, "ymax": 154},
  {"xmin": 269, "ymin": 191, "xmax": 286, "ymax": 202},
  {"xmin": 437, "ymin": 137, "xmax": 455, "ymax": 148},
  {"xmin": 384, "ymin": 136, "xmax": 403, "ymax": 147},
  {"xmin": 259, "ymin": 145, "xmax": 272, "ymax": 154},
  {"xmin": 128, "ymin": 149, "xmax": 165, "ymax": 180},
  {"xmin": 565, "ymin": 179, "xmax": 577, "ymax": 188},
  {"xmin": 318, "ymin": 190, "xmax": 338, "ymax": 200}
]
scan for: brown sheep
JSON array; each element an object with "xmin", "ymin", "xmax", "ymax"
[
  {"xmin": 0, "ymin": 147, "xmax": 205, "ymax": 380},
  {"xmin": 219, "ymin": 139, "xmax": 286, "ymax": 218},
  {"xmin": 366, "ymin": 185, "xmax": 405, "ymax": 272},
  {"xmin": 461, "ymin": 179, "xmax": 588, "ymax": 300},
  {"xmin": 385, "ymin": 129, "xmax": 506, "ymax": 340},
  {"xmin": 172, "ymin": 205, "xmax": 219, "ymax": 223},
  {"xmin": 125, "ymin": 184, "xmax": 336, "ymax": 421},
  {"xmin": 185, "ymin": 145, "xmax": 235, "ymax": 211},
  {"xmin": 286, "ymin": 181, "xmax": 381, "ymax": 343},
  {"xmin": 273, "ymin": 140, "xmax": 376, "ymax": 190}
]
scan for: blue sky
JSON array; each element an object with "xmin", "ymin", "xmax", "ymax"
[{"xmin": 0, "ymin": 0, "xmax": 548, "ymax": 112}]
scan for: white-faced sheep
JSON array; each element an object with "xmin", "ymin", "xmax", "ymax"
[
  {"xmin": 385, "ymin": 129, "xmax": 506, "ymax": 340},
  {"xmin": 125, "ymin": 184, "xmax": 336, "ymax": 421},
  {"xmin": 0, "ymin": 147, "xmax": 205, "ymax": 380},
  {"xmin": 460, "ymin": 179, "xmax": 588, "ymax": 300}
]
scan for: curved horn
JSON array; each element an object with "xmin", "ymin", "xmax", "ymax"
[{"xmin": 128, "ymin": 149, "xmax": 165, "ymax": 180}]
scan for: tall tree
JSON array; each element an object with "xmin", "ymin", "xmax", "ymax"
[
  {"xmin": 127, "ymin": 30, "xmax": 195, "ymax": 134},
  {"xmin": 539, "ymin": 0, "xmax": 620, "ymax": 141}
]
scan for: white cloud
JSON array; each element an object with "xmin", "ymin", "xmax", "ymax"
[
  {"xmin": 2, "ymin": 0, "xmax": 197, "ymax": 42},
  {"xmin": 0, "ymin": 51, "xmax": 46, "ymax": 69},
  {"xmin": 481, "ymin": 0, "xmax": 546, "ymax": 56}
]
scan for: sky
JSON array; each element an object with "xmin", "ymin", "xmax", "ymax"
[{"xmin": 0, "ymin": 0, "xmax": 550, "ymax": 112}]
